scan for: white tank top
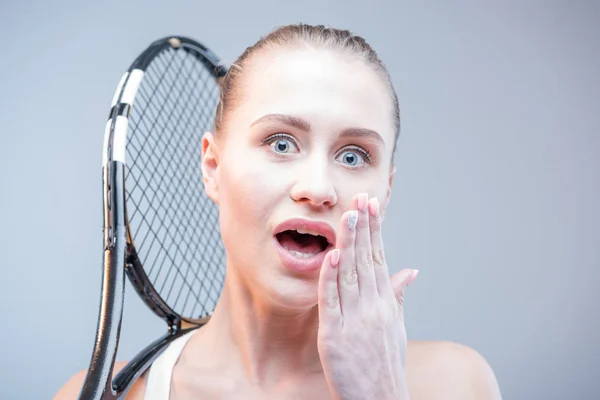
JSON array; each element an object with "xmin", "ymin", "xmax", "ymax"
[{"xmin": 143, "ymin": 330, "xmax": 196, "ymax": 400}]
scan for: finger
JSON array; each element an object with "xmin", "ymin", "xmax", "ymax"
[
  {"xmin": 368, "ymin": 197, "xmax": 395, "ymax": 301},
  {"xmin": 318, "ymin": 249, "xmax": 342, "ymax": 328},
  {"xmin": 391, "ymin": 269, "xmax": 419, "ymax": 308},
  {"xmin": 355, "ymin": 193, "xmax": 377, "ymax": 301},
  {"xmin": 337, "ymin": 209, "xmax": 360, "ymax": 315}
]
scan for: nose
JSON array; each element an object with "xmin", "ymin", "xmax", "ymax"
[{"xmin": 289, "ymin": 156, "xmax": 337, "ymax": 208}]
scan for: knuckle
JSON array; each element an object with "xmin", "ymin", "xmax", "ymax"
[
  {"xmin": 327, "ymin": 293, "xmax": 340, "ymax": 309},
  {"xmin": 344, "ymin": 267, "xmax": 358, "ymax": 285},
  {"xmin": 365, "ymin": 252, "xmax": 374, "ymax": 268},
  {"xmin": 372, "ymin": 246, "xmax": 386, "ymax": 266},
  {"xmin": 396, "ymin": 294, "xmax": 405, "ymax": 308},
  {"xmin": 363, "ymin": 305, "xmax": 386, "ymax": 327}
]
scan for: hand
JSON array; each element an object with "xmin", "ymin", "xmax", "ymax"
[{"xmin": 317, "ymin": 193, "xmax": 419, "ymax": 400}]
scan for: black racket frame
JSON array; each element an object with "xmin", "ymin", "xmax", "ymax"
[{"xmin": 79, "ymin": 36, "xmax": 227, "ymax": 400}]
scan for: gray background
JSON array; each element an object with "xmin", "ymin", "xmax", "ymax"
[{"xmin": 0, "ymin": 1, "xmax": 598, "ymax": 399}]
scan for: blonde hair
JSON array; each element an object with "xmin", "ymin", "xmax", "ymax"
[{"xmin": 215, "ymin": 23, "xmax": 401, "ymax": 156}]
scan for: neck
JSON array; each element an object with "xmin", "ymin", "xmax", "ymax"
[{"xmin": 195, "ymin": 266, "xmax": 323, "ymax": 388}]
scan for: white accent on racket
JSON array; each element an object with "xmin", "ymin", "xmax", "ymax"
[
  {"xmin": 112, "ymin": 116, "xmax": 129, "ymax": 163},
  {"xmin": 111, "ymin": 72, "xmax": 129, "ymax": 107},
  {"xmin": 121, "ymin": 69, "xmax": 144, "ymax": 105}
]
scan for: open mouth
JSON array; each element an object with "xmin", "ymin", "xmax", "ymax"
[{"xmin": 275, "ymin": 229, "xmax": 330, "ymax": 259}]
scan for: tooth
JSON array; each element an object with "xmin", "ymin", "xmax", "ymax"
[
  {"xmin": 295, "ymin": 228, "xmax": 322, "ymax": 237},
  {"xmin": 289, "ymin": 250, "xmax": 318, "ymax": 258}
]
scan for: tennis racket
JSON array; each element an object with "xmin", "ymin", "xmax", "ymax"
[{"xmin": 78, "ymin": 36, "xmax": 228, "ymax": 400}]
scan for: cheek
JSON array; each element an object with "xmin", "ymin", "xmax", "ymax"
[
  {"xmin": 219, "ymin": 148, "xmax": 276, "ymax": 212},
  {"xmin": 216, "ymin": 146, "xmax": 280, "ymax": 249},
  {"xmin": 333, "ymin": 169, "xmax": 390, "ymax": 207}
]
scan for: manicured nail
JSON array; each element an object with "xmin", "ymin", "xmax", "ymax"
[
  {"xmin": 368, "ymin": 197, "xmax": 380, "ymax": 217},
  {"xmin": 330, "ymin": 249, "xmax": 340, "ymax": 267},
  {"xmin": 347, "ymin": 210, "xmax": 358, "ymax": 231},
  {"xmin": 407, "ymin": 269, "xmax": 419, "ymax": 286},
  {"xmin": 357, "ymin": 193, "xmax": 368, "ymax": 213}
]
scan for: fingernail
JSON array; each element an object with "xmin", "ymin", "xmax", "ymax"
[
  {"xmin": 368, "ymin": 197, "xmax": 379, "ymax": 217},
  {"xmin": 330, "ymin": 249, "xmax": 340, "ymax": 267},
  {"xmin": 357, "ymin": 193, "xmax": 368, "ymax": 213},
  {"xmin": 347, "ymin": 210, "xmax": 358, "ymax": 231},
  {"xmin": 407, "ymin": 269, "xmax": 419, "ymax": 286}
]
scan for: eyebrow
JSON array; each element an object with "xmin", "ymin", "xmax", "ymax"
[{"xmin": 250, "ymin": 113, "xmax": 385, "ymax": 145}]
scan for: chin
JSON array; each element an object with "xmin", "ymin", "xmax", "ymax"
[
  {"xmin": 261, "ymin": 270, "xmax": 320, "ymax": 311},
  {"xmin": 226, "ymin": 257, "xmax": 319, "ymax": 311}
]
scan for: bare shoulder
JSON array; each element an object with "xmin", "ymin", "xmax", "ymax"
[
  {"xmin": 53, "ymin": 361, "xmax": 147, "ymax": 400},
  {"xmin": 406, "ymin": 340, "xmax": 502, "ymax": 400}
]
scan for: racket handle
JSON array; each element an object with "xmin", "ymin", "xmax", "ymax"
[{"xmin": 78, "ymin": 163, "xmax": 127, "ymax": 400}]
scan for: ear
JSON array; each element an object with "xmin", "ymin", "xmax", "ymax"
[
  {"xmin": 380, "ymin": 164, "xmax": 396, "ymax": 222},
  {"xmin": 201, "ymin": 131, "xmax": 220, "ymax": 205}
]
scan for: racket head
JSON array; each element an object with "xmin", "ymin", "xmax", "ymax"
[{"xmin": 103, "ymin": 35, "xmax": 228, "ymax": 329}]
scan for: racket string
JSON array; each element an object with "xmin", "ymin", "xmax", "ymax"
[{"xmin": 124, "ymin": 46, "xmax": 225, "ymax": 319}]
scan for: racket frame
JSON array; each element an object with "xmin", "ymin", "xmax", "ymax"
[{"xmin": 78, "ymin": 36, "xmax": 226, "ymax": 400}]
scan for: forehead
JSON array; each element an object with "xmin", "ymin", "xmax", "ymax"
[{"xmin": 232, "ymin": 47, "xmax": 395, "ymax": 144}]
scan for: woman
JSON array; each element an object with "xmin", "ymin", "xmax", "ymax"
[{"xmin": 56, "ymin": 24, "xmax": 502, "ymax": 399}]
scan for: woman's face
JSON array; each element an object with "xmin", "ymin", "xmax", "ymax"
[{"xmin": 202, "ymin": 47, "xmax": 397, "ymax": 309}]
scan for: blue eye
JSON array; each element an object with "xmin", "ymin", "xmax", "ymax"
[
  {"xmin": 262, "ymin": 134, "xmax": 373, "ymax": 167},
  {"xmin": 263, "ymin": 134, "xmax": 299, "ymax": 154},
  {"xmin": 271, "ymin": 139, "xmax": 295, "ymax": 153},
  {"xmin": 336, "ymin": 148, "xmax": 370, "ymax": 167}
]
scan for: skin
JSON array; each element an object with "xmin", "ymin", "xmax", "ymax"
[{"xmin": 54, "ymin": 46, "xmax": 502, "ymax": 399}]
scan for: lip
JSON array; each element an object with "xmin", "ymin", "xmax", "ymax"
[
  {"xmin": 273, "ymin": 237, "xmax": 331, "ymax": 273},
  {"xmin": 273, "ymin": 218, "xmax": 336, "ymax": 247},
  {"xmin": 273, "ymin": 218, "xmax": 336, "ymax": 274}
]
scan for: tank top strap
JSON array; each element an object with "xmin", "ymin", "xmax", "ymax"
[{"xmin": 143, "ymin": 330, "xmax": 196, "ymax": 400}]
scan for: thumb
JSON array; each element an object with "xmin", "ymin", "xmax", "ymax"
[{"xmin": 390, "ymin": 269, "xmax": 419, "ymax": 306}]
